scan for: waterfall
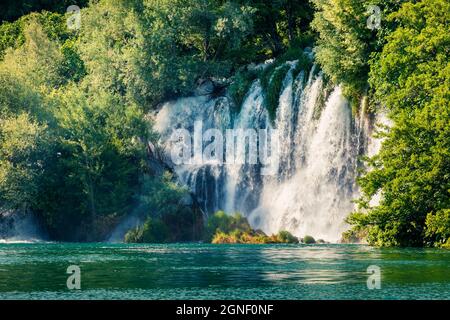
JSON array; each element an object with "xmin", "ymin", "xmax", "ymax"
[
  {"xmin": 154, "ymin": 58, "xmax": 380, "ymax": 242},
  {"xmin": 223, "ymin": 80, "xmax": 270, "ymax": 214},
  {"xmin": 250, "ymin": 86, "xmax": 355, "ymax": 242}
]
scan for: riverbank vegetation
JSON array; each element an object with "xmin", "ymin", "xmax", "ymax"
[
  {"xmin": 0, "ymin": 0, "xmax": 448, "ymax": 247},
  {"xmin": 313, "ymin": 0, "xmax": 450, "ymax": 247},
  {"xmin": 124, "ymin": 209, "xmax": 312, "ymax": 244},
  {"xmin": 0, "ymin": 0, "xmax": 315, "ymax": 242},
  {"xmin": 205, "ymin": 211, "xmax": 299, "ymax": 244}
]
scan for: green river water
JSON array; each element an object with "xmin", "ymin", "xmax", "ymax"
[{"xmin": 0, "ymin": 242, "xmax": 448, "ymax": 299}]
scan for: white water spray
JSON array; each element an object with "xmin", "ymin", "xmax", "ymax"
[{"xmin": 153, "ymin": 58, "xmax": 380, "ymax": 242}]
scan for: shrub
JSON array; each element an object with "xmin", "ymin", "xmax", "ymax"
[
  {"xmin": 302, "ymin": 235, "xmax": 316, "ymax": 244},
  {"xmin": 207, "ymin": 211, "xmax": 301, "ymax": 244},
  {"xmin": 204, "ymin": 211, "xmax": 251, "ymax": 242},
  {"xmin": 124, "ymin": 217, "xmax": 170, "ymax": 243},
  {"xmin": 425, "ymin": 210, "xmax": 450, "ymax": 247},
  {"xmin": 276, "ymin": 230, "xmax": 299, "ymax": 244},
  {"xmin": 341, "ymin": 227, "xmax": 368, "ymax": 244},
  {"xmin": 211, "ymin": 231, "xmax": 232, "ymax": 244}
]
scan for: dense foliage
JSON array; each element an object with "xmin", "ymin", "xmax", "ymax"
[
  {"xmin": 0, "ymin": 0, "xmax": 448, "ymax": 247},
  {"xmin": 344, "ymin": 0, "xmax": 450, "ymax": 247},
  {"xmin": 0, "ymin": 7, "xmax": 150, "ymax": 240},
  {"xmin": 311, "ymin": 0, "xmax": 408, "ymax": 101},
  {"xmin": 0, "ymin": 0, "xmax": 314, "ymax": 241},
  {"xmin": 0, "ymin": 0, "xmax": 89, "ymax": 22},
  {"xmin": 206, "ymin": 211, "xmax": 299, "ymax": 244}
]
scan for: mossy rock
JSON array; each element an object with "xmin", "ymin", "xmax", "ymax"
[{"xmin": 302, "ymin": 235, "xmax": 315, "ymax": 244}]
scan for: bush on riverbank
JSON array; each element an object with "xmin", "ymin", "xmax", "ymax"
[
  {"xmin": 211, "ymin": 229, "xmax": 299, "ymax": 244},
  {"xmin": 204, "ymin": 211, "xmax": 252, "ymax": 242},
  {"xmin": 301, "ymin": 235, "xmax": 316, "ymax": 244},
  {"xmin": 125, "ymin": 217, "xmax": 170, "ymax": 243},
  {"xmin": 341, "ymin": 228, "xmax": 368, "ymax": 244},
  {"xmin": 207, "ymin": 211, "xmax": 299, "ymax": 244},
  {"xmin": 425, "ymin": 209, "xmax": 450, "ymax": 248}
]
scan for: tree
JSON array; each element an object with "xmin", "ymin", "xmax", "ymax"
[
  {"xmin": 311, "ymin": 0, "xmax": 409, "ymax": 100},
  {"xmin": 78, "ymin": 0, "xmax": 255, "ymax": 109},
  {"xmin": 348, "ymin": 0, "xmax": 450, "ymax": 247},
  {"xmin": 0, "ymin": 18, "xmax": 68, "ymax": 91},
  {"xmin": 124, "ymin": 217, "xmax": 170, "ymax": 243},
  {"xmin": 0, "ymin": 113, "xmax": 50, "ymax": 214},
  {"xmin": 233, "ymin": 0, "xmax": 314, "ymax": 57},
  {"xmin": 311, "ymin": 0, "xmax": 376, "ymax": 98},
  {"xmin": 47, "ymin": 88, "xmax": 149, "ymax": 229},
  {"xmin": 0, "ymin": 70, "xmax": 42, "ymax": 117},
  {"xmin": 425, "ymin": 209, "xmax": 450, "ymax": 247},
  {"xmin": 0, "ymin": 0, "xmax": 89, "ymax": 22}
]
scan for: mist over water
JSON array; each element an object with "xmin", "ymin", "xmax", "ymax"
[
  {"xmin": 0, "ymin": 211, "xmax": 44, "ymax": 243},
  {"xmin": 155, "ymin": 61, "xmax": 382, "ymax": 242}
]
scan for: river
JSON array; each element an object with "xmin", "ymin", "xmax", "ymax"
[{"xmin": 0, "ymin": 243, "xmax": 448, "ymax": 299}]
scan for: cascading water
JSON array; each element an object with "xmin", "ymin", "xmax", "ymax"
[
  {"xmin": 250, "ymin": 85, "xmax": 356, "ymax": 242},
  {"xmin": 154, "ymin": 58, "xmax": 380, "ymax": 242}
]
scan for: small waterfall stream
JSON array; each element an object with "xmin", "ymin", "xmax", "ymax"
[{"xmin": 154, "ymin": 59, "xmax": 380, "ymax": 242}]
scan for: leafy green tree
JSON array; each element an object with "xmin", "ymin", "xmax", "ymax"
[
  {"xmin": 348, "ymin": 0, "xmax": 450, "ymax": 247},
  {"xmin": 55, "ymin": 88, "xmax": 148, "ymax": 216},
  {"xmin": 368, "ymin": 0, "xmax": 449, "ymax": 113},
  {"xmin": 0, "ymin": 11, "xmax": 76, "ymax": 59},
  {"xmin": 0, "ymin": 113, "xmax": 50, "ymax": 213},
  {"xmin": 311, "ymin": 0, "xmax": 376, "ymax": 98},
  {"xmin": 137, "ymin": 172, "xmax": 190, "ymax": 219},
  {"xmin": 311, "ymin": 0, "xmax": 409, "ymax": 100},
  {"xmin": 141, "ymin": 171, "xmax": 204, "ymax": 241},
  {"xmin": 18, "ymin": 86, "xmax": 151, "ymax": 240},
  {"xmin": 425, "ymin": 209, "xmax": 450, "ymax": 247},
  {"xmin": 0, "ymin": 0, "xmax": 89, "ymax": 22},
  {"xmin": 0, "ymin": 71, "xmax": 42, "ymax": 117},
  {"xmin": 1, "ymin": 19, "xmax": 65, "ymax": 90},
  {"xmin": 0, "ymin": 15, "xmax": 85, "ymax": 95},
  {"xmin": 0, "ymin": 19, "xmax": 23, "ymax": 58},
  {"xmin": 78, "ymin": 0, "xmax": 258, "ymax": 108}
]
